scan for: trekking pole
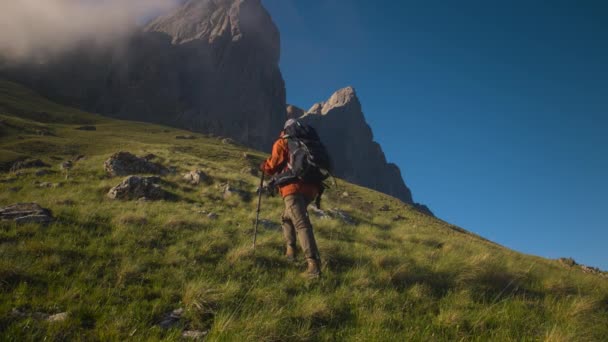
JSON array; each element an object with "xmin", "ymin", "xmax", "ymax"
[{"xmin": 252, "ymin": 172, "xmax": 265, "ymax": 250}]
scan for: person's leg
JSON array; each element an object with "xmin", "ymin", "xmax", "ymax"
[
  {"xmin": 281, "ymin": 200, "xmax": 297, "ymax": 260},
  {"xmin": 284, "ymin": 194, "xmax": 321, "ymax": 276}
]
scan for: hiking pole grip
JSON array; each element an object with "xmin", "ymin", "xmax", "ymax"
[{"xmin": 252, "ymin": 172, "xmax": 265, "ymax": 250}]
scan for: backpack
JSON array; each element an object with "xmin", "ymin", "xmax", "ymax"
[{"xmin": 272, "ymin": 121, "xmax": 332, "ymax": 189}]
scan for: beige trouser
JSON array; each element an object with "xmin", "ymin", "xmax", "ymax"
[{"xmin": 281, "ymin": 194, "xmax": 320, "ymax": 261}]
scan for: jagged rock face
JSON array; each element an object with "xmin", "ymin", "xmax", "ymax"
[
  {"xmin": 300, "ymin": 87, "xmax": 415, "ymax": 205},
  {"xmin": 0, "ymin": 0, "xmax": 285, "ymax": 150}
]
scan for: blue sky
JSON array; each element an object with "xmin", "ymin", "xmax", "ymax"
[{"xmin": 262, "ymin": 0, "xmax": 608, "ymax": 270}]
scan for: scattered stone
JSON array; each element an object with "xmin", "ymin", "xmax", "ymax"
[
  {"xmin": 107, "ymin": 176, "xmax": 166, "ymax": 201},
  {"xmin": 207, "ymin": 212, "xmax": 218, "ymax": 219},
  {"xmin": 37, "ymin": 182, "xmax": 62, "ymax": 188},
  {"xmin": 329, "ymin": 208, "xmax": 356, "ymax": 225},
  {"xmin": 176, "ymin": 135, "xmax": 196, "ymax": 140},
  {"xmin": 159, "ymin": 308, "xmax": 184, "ymax": 329},
  {"xmin": 75, "ymin": 125, "xmax": 96, "ymax": 131},
  {"xmin": 104, "ymin": 151, "xmax": 168, "ymax": 177},
  {"xmin": 392, "ymin": 215, "xmax": 407, "ymax": 221},
  {"xmin": 558, "ymin": 257, "xmax": 608, "ymax": 278},
  {"xmin": 182, "ymin": 330, "xmax": 207, "ymax": 339},
  {"xmin": 379, "ymin": 204, "xmax": 390, "ymax": 212},
  {"xmin": 60, "ymin": 161, "xmax": 73, "ymax": 170},
  {"xmin": 558, "ymin": 257, "xmax": 577, "ymax": 267},
  {"xmin": 183, "ymin": 170, "xmax": 208, "ymax": 185},
  {"xmin": 310, "ymin": 206, "xmax": 330, "ymax": 219},
  {"xmin": 222, "ymin": 184, "xmax": 250, "ymax": 201},
  {"xmin": 0, "ymin": 203, "xmax": 53, "ymax": 224},
  {"xmin": 47, "ymin": 312, "xmax": 69, "ymax": 322},
  {"xmin": 341, "ymin": 191, "xmax": 350, "ymax": 198},
  {"xmin": 222, "ymin": 138, "xmax": 235, "ymax": 145},
  {"xmin": 10, "ymin": 159, "xmax": 50, "ymax": 173},
  {"xmin": 240, "ymin": 167, "xmax": 259, "ymax": 177},
  {"xmin": 309, "ymin": 206, "xmax": 355, "ymax": 225}
]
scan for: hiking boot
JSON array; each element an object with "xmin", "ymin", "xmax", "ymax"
[
  {"xmin": 285, "ymin": 245, "xmax": 297, "ymax": 262},
  {"xmin": 302, "ymin": 259, "xmax": 321, "ymax": 279}
]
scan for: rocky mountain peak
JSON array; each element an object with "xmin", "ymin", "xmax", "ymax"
[
  {"xmin": 298, "ymin": 87, "xmax": 431, "ymax": 214},
  {"xmin": 145, "ymin": 0, "xmax": 278, "ymax": 50},
  {"xmin": 306, "ymin": 86, "xmax": 360, "ymax": 116}
]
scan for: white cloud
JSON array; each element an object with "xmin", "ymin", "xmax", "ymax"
[{"xmin": 0, "ymin": 0, "xmax": 179, "ymax": 59}]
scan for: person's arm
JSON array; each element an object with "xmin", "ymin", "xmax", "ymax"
[{"xmin": 261, "ymin": 138, "xmax": 288, "ymax": 176}]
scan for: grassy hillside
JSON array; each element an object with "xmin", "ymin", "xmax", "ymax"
[{"xmin": 1, "ymin": 79, "xmax": 607, "ymax": 341}]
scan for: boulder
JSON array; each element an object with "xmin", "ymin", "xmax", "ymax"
[
  {"xmin": 158, "ymin": 308, "xmax": 183, "ymax": 329},
  {"xmin": 10, "ymin": 159, "xmax": 50, "ymax": 172},
  {"xmin": 183, "ymin": 170, "xmax": 208, "ymax": 185},
  {"xmin": 0, "ymin": 203, "xmax": 53, "ymax": 224},
  {"xmin": 107, "ymin": 176, "xmax": 166, "ymax": 201},
  {"xmin": 222, "ymin": 184, "xmax": 250, "ymax": 201},
  {"xmin": 104, "ymin": 152, "xmax": 168, "ymax": 177}
]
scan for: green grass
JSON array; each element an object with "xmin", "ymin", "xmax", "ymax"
[{"xmin": 1, "ymin": 79, "xmax": 607, "ymax": 341}]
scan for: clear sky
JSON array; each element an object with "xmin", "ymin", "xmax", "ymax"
[{"xmin": 262, "ymin": 0, "xmax": 608, "ymax": 270}]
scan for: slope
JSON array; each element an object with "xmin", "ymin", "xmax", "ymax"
[{"xmin": 1, "ymin": 80, "xmax": 607, "ymax": 341}]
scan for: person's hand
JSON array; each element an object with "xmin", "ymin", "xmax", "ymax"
[{"xmin": 259, "ymin": 161, "xmax": 266, "ymax": 172}]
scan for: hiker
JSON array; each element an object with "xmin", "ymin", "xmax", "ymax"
[{"xmin": 260, "ymin": 118, "xmax": 330, "ymax": 278}]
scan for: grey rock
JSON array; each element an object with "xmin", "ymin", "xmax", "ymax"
[
  {"xmin": 222, "ymin": 138, "xmax": 235, "ymax": 145},
  {"xmin": 159, "ymin": 308, "xmax": 184, "ymax": 329},
  {"xmin": 392, "ymin": 215, "xmax": 407, "ymax": 221},
  {"xmin": 38, "ymin": 182, "xmax": 62, "ymax": 188},
  {"xmin": 104, "ymin": 152, "xmax": 168, "ymax": 177},
  {"xmin": 47, "ymin": 312, "xmax": 69, "ymax": 322},
  {"xmin": 182, "ymin": 330, "xmax": 207, "ymax": 339},
  {"xmin": 207, "ymin": 212, "xmax": 218, "ymax": 219},
  {"xmin": 60, "ymin": 161, "xmax": 73, "ymax": 170},
  {"xmin": 309, "ymin": 206, "xmax": 355, "ymax": 225},
  {"xmin": 329, "ymin": 208, "xmax": 356, "ymax": 225},
  {"xmin": 183, "ymin": 170, "xmax": 208, "ymax": 185},
  {"xmin": 10, "ymin": 159, "xmax": 50, "ymax": 172},
  {"xmin": 222, "ymin": 184, "xmax": 250, "ymax": 201},
  {"xmin": 0, "ymin": 203, "xmax": 53, "ymax": 224},
  {"xmin": 107, "ymin": 176, "xmax": 166, "ymax": 201}
]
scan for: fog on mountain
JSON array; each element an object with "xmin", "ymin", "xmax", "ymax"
[{"xmin": 0, "ymin": 0, "xmax": 179, "ymax": 60}]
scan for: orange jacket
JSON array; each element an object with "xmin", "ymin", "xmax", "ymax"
[{"xmin": 261, "ymin": 133, "xmax": 320, "ymax": 200}]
